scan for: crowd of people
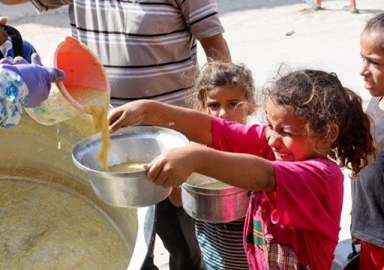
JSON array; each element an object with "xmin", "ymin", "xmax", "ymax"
[{"xmin": 0, "ymin": 0, "xmax": 384, "ymax": 269}]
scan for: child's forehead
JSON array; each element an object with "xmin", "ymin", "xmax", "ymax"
[
  {"xmin": 208, "ymin": 86, "xmax": 247, "ymax": 98},
  {"xmin": 362, "ymin": 31, "xmax": 384, "ymax": 48},
  {"xmin": 265, "ymin": 98, "xmax": 292, "ymax": 116}
]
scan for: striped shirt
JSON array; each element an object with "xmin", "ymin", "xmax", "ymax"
[
  {"xmin": 196, "ymin": 218, "xmax": 249, "ymax": 270},
  {"xmin": 33, "ymin": 0, "xmax": 225, "ymax": 106}
]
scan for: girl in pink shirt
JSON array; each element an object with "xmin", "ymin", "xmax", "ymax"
[{"xmin": 108, "ymin": 69, "xmax": 375, "ymax": 269}]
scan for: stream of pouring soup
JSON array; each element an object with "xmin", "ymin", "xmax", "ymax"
[{"xmin": 67, "ymin": 86, "xmax": 111, "ymax": 171}]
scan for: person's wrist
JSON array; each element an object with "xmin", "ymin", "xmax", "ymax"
[
  {"xmin": 188, "ymin": 145, "xmax": 206, "ymax": 173},
  {"xmin": 141, "ymin": 100, "xmax": 158, "ymax": 124}
]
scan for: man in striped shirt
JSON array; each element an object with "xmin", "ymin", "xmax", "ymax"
[
  {"xmin": 27, "ymin": 0, "xmax": 231, "ymax": 108},
  {"xmin": 1, "ymin": 0, "xmax": 232, "ymax": 269}
]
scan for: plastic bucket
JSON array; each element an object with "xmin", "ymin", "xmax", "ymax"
[{"xmin": 25, "ymin": 37, "xmax": 110, "ymax": 126}]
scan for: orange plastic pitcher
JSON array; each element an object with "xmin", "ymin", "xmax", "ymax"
[{"xmin": 26, "ymin": 37, "xmax": 110, "ymax": 125}]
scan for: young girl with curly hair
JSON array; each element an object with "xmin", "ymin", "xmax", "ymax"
[
  {"xmin": 172, "ymin": 62, "xmax": 257, "ymax": 270},
  {"xmin": 108, "ymin": 69, "xmax": 375, "ymax": 269}
]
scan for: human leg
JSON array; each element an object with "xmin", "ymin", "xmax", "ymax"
[
  {"xmin": 306, "ymin": 0, "xmax": 322, "ymax": 10},
  {"xmin": 349, "ymin": 0, "xmax": 358, "ymax": 13},
  {"xmin": 175, "ymin": 203, "xmax": 201, "ymax": 269},
  {"xmin": 314, "ymin": 0, "xmax": 321, "ymax": 7},
  {"xmin": 359, "ymin": 240, "xmax": 384, "ymax": 270},
  {"xmin": 155, "ymin": 198, "xmax": 201, "ymax": 270}
]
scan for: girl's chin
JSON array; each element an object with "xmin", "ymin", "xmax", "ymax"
[{"xmin": 367, "ymin": 87, "xmax": 384, "ymax": 97}]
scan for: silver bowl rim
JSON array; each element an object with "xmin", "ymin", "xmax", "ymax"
[
  {"xmin": 72, "ymin": 126, "xmax": 189, "ymax": 176},
  {"xmin": 181, "ymin": 181, "xmax": 249, "ymax": 196}
]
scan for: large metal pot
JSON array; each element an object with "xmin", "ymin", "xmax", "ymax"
[
  {"xmin": 331, "ymin": 239, "xmax": 360, "ymax": 270},
  {"xmin": 0, "ymin": 113, "xmax": 154, "ymax": 269},
  {"xmin": 181, "ymin": 173, "xmax": 250, "ymax": 223}
]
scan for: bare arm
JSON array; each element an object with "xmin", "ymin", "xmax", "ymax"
[
  {"xmin": 200, "ymin": 33, "xmax": 231, "ymax": 63},
  {"xmin": 146, "ymin": 145, "xmax": 276, "ymax": 192},
  {"xmin": 108, "ymin": 100, "xmax": 213, "ymax": 145},
  {"xmin": 195, "ymin": 147, "xmax": 275, "ymax": 191}
]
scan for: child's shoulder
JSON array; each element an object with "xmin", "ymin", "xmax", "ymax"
[
  {"xmin": 274, "ymin": 158, "xmax": 342, "ymax": 180},
  {"xmin": 301, "ymin": 158, "xmax": 341, "ymax": 173}
]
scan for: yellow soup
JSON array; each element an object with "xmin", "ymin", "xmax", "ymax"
[
  {"xmin": 109, "ymin": 162, "xmax": 148, "ymax": 173},
  {"xmin": 67, "ymin": 86, "xmax": 111, "ymax": 171},
  {"xmin": 0, "ymin": 180, "xmax": 130, "ymax": 269},
  {"xmin": 199, "ymin": 181, "xmax": 232, "ymax": 189}
]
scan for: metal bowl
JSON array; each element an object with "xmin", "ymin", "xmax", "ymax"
[
  {"xmin": 181, "ymin": 173, "xmax": 251, "ymax": 223},
  {"xmin": 72, "ymin": 126, "xmax": 189, "ymax": 208}
]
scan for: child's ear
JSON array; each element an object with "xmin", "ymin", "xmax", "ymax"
[{"xmin": 327, "ymin": 124, "xmax": 339, "ymax": 144}]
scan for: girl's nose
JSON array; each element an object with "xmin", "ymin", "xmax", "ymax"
[
  {"xmin": 268, "ymin": 131, "xmax": 281, "ymax": 148},
  {"xmin": 360, "ymin": 60, "xmax": 369, "ymax": 77},
  {"xmin": 218, "ymin": 108, "xmax": 229, "ymax": 119}
]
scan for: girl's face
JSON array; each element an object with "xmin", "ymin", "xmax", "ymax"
[
  {"xmin": 360, "ymin": 31, "xmax": 384, "ymax": 97},
  {"xmin": 265, "ymin": 98, "xmax": 324, "ymax": 162},
  {"xmin": 205, "ymin": 86, "xmax": 249, "ymax": 124}
]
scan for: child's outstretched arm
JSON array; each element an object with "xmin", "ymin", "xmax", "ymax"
[
  {"xmin": 108, "ymin": 100, "xmax": 213, "ymax": 145},
  {"xmin": 146, "ymin": 144, "xmax": 275, "ymax": 192}
]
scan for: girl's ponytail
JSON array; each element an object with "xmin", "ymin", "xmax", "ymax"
[{"xmin": 333, "ymin": 88, "xmax": 375, "ymax": 177}]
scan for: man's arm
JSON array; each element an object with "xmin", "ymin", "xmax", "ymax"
[
  {"xmin": 0, "ymin": 0, "xmax": 68, "ymax": 13},
  {"xmin": 200, "ymin": 33, "xmax": 231, "ymax": 63}
]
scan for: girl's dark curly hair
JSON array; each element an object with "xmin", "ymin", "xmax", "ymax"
[
  {"xmin": 266, "ymin": 69, "xmax": 375, "ymax": 177},
  {"xmin": 187, "ymin": 62, "xmax": 257, "ymax": 114}
]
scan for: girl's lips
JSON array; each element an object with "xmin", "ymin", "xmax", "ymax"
[{"xmin": 364, "ymin": 81, "xmax": 373, "ymax": 90}]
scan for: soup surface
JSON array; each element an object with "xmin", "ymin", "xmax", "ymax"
[
  {"xmin": 198, "ymin": 181, "xmax": 232, "ymax": 189},
  {"xmin": 109, "ymin": 162, "xmax": 148, "ymax": 172},
  {"xmin": 0, "ymin": 180, "xmax": 129, "ymax": 270}
]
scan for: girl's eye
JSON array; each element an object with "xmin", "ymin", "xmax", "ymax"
[
  {"xmin": 364, "ymin": 57, "xmax": 380, "ymax": 66},
  {"xmin": 208, "ymin": 103, "xmax": 219, "ymax": 110},
  {"xmin": 229, "ymin": 102, "xmax": 240, "ymax": 108},
  {"xmin": 281, "ymin": 131, "xmax": 291, "ymax": 136}
]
